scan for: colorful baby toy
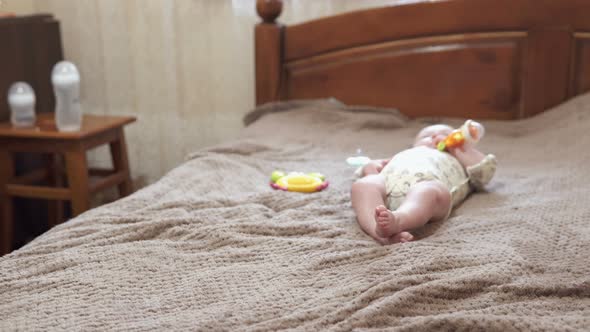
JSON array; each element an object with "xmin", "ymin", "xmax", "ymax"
[
  {"xmin": 437, "ymin": 119, "xmax": 485, "ymax": 152},
  {"xmin": 270, "ymin": 171, "xmax": 329, "ymax": 193}
]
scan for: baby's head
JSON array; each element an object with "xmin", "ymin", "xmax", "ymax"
[{"xmin": 414, "ymin": 124, "xmax": 453, "ymax": 149}]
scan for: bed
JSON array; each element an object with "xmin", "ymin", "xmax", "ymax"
[{"xmin": 1, "ymin": 0, "xmax": 589, "ymax": 330}]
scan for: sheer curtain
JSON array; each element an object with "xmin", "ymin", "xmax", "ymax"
[{"xmin": 0, "ymin": 0, "xmax": 426, "ymax": 188}]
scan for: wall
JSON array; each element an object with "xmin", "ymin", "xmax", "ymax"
[
  {"xmin": 1, "ymin": 0, "xmax": 34, "ymax": 14},
  {"xmin": 2, "ymin": 0, "xmax": 401, "ymax": 188}
]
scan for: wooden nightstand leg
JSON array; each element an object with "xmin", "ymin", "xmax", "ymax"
[
  {"xmin": 65, "ymin": 149, "xmax": 90, "ymax": 217},
  {"xmin": 0, "ymin": 149, "xmax": 14, "ymax": 255},
  {"xmin": 46, "ymin": 153, "xmax": 64, "ymax": 227},
  {"xmin": 110, "ymin": 129, "xmax": 133, "ymax": 197}
]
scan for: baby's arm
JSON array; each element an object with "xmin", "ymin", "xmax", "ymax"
[
  {"xmin": 449, "ymin": 146, "xmax": 497, "ymax": 190},
  {"xmin": 447, "ymin": 146, "xmax": 486, "ymax": 168}
]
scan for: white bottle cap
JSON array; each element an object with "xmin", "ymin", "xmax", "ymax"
[
  {"xmin": 8, "ymin": 82, "xmax": 35, "ymax": 107},
  {"xmin": 52, "ymin": 61, "xmax": 80, "ymax": 87}
]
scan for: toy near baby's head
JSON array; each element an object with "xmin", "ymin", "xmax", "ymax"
[{"xmin": 437, "ymin": 119, "xmax": 485, "ymax": 152}]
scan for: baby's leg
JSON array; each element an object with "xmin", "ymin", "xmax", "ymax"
[
  {"xmin": 351, "ymin": 175, "xmax": 413, "ymax": 244},
  {"xmin": 375, "ymin": 180, "xmax": 451, "ymax": 238}
]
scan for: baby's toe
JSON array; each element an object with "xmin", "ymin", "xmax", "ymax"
[
  {"xmin": 375, "ymin": 205, "xmax": 388, "ymax": 214},
  {"xmin": 379, "ymin": 209, "xmax": 395, "ymax": 221},
  {"xmin": 388, "ymin": 232, "xmax": 414, "ymax": 244},
  {"xmin": 399, "ymin": 232, "xmax": 414, "ymax": 243},
  {"xmin": 377, "ymin": 213, "xmax": 393, "ymax": 224}
]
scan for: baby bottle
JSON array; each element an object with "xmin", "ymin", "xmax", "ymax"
[
  {"xmin": 52, "ymin": 61, "xmax": 82, "ymax": 132},
  {"xmin": 346, "ymin": 148, "xmax": 371, "ymax": 167},
  {"xmin": 7, "ymin": 82, "xmax": 36, "ymax": 128}
]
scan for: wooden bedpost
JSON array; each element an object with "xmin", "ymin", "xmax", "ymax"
[{"xmin": 255, "ymin": 0, "xmax": 283, "ymax": 105}]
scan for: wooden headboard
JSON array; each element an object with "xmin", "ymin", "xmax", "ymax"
[{"xmin": 255, "ymin": 0, "xmax": 590, "ymax": 119}]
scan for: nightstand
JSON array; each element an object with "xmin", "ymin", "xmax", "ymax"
[{"xmin": 0, "ymin": 113, "xmax": 136, "ymax": 255}]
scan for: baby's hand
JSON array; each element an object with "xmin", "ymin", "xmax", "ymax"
[
  {"xmin": 361, "ymin": 159, "xmax": 390, "ymax": 176},
  {"xmin": 362, "ymin": 161, "xmax": 382, "ymax": 176}
]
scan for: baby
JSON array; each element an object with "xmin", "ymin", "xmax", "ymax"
[{"xmin": 351, "ymin": 124, "xmax": 497, "ymax": 245}]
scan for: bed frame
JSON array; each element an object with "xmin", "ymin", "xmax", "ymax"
[{"xmin": 255, "ymin": 0, "xmax": 590, "ymax": 119}]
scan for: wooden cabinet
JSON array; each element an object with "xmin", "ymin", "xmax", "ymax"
[
  {"xmin": 0, "ymin": 14, "xmax": 63, "ymax": 251},
  {"xmin": 0, "ymin": 14, "xmax": 63, "ymax": 120}
]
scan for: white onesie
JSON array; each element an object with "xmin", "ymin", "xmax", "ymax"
[{"xmin": 372, "ymin": 146, "xmax": 497, "ymax": 215}]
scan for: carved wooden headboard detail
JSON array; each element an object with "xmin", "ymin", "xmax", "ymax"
[{"xmin": 255, "ymin": 0, "xmax": 590, "ymax": 119}]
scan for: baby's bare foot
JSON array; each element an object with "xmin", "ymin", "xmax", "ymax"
[
  {"xmin": 376, "ymin": 231, "xmax": 414, "ymax": 245},
  {"xmin": 374, "ymin": 205, "xmax": 401, "ymax": 238},
  {"xmin": 395, "ymin": 232, "xmax": 414, "ymax": 243}
]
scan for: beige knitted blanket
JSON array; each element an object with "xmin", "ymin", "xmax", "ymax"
[{"xmin": 1, "ymin": 96, "xmax": 589, "ymax": 331}]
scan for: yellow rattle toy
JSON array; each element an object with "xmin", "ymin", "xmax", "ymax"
[
  {"xmin": 270, "ymin": 171, "xmax": 329, "ymax": 193},
  {"xmin": 437, "ymin": 119, "xmax": 485, "ymax": 152}
]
